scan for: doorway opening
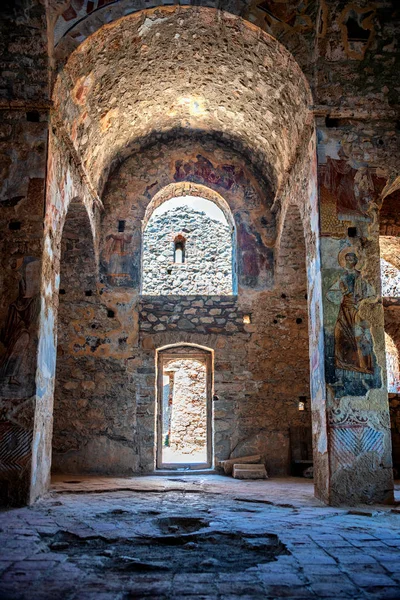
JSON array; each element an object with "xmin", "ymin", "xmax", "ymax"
[{"xmin": 156, "ymin": 345, "xmax": 213, "ymax": 470}]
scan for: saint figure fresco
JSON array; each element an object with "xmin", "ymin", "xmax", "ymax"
[
  {"xmin": 0, "ymin": 257, "xmax": 41, "ymax": 389},
  {"xmin": 327, "ymin": 250, "xmax": 374, "ymax": 374},
  {"xmin": 103, "ymin": 233, "xmax": 133, "ymax": 276}
]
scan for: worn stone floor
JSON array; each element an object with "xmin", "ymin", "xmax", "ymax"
[{"xmin": 1, "ymin": 476, "xmax": 400, "ymax": 600}]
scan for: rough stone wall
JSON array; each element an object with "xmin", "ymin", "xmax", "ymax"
[
  {"xmin": 140, "ymin": 297, "xmax": 246, "ymax": 336},
  {"xmin": 380, "ymin": 193, "xmax": 400, "ymax": 237},
  {"xmin": 51, "ymin": 7, "xmax": 313, "ymax": 196},
  {"xmin": 165, "ymin": 359, "xmax": 207, "ymax": 457},
  {"xmin": 0, "ymin": 0, "xmax": 50, "ymax": 505},
  {"xmin": 381, "ymin": 259, "xmax": 400, "ymax": 298},
  {"xmin": 51, "ymin": 136, "xmax": 313, "ymax": 477},
  {"xmin": 1, "ymin": 0, "xmax": 399, "ymax": 507},
  {"xmin": 142, "ymin": 206, "xmax": 232, "ymax": 296},
  {"xmin": 46, "ymin": 4, "xmax": 317, "ymax": 483},
  {"xmin": 51, "ymin": 200, "xmax": 126, "ymax": 475}
]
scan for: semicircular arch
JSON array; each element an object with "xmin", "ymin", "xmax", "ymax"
[
  {"xmin": 52, "ymin": 6, "xmax": 314, "ymax": 199},
  {"xmin": 142, "ymin": 182, "xmax": 235, "ymax": 232}
]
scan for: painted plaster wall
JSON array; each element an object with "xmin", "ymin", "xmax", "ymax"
[
  {"xmin": 0, "ymin": 0, "xmax": 49, "ymax": 505},
  {"xmin": 317, "ymin": 119, "xmax": 395, "ymax": 504},
  {"xmin": 30, "ymin": 128, "xmax": 100, "ymax": 501}
]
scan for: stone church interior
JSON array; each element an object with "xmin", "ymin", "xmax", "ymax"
[{"xmin": 1, "ymin": 0, "xmax": 400, "ymax": 598}]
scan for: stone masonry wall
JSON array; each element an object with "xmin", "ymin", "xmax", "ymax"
[
  {"xmin": 140, "ymin": 297, "xmax": 246, "ymax": 336},
  {"xmin": 381, "ymin": 259, "xmax": 400, "ymax": 298},
  {"xmin": 142, "ymin": 206, "xmax": 232, "ymax": 296},
  {"xmin": 0, "ymin": 0, "xmax": 50, "ymax": 505},
  {"xmin": 166, "ymin": 359, "xmax": 207, "ymax": 457},
  {"xmin": 51, "ymin": 138, "xmax": 312, "ymax": 477}
]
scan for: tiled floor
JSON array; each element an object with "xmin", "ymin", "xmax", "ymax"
[{"xmin": 1, "ymin": 475, "xmax": 400, "ymax": 599}]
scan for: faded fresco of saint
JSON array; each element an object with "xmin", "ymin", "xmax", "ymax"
[
  {"xmin": 327, "ymin": 249, "xmax": 374, "ymax": 374},
  {"xmin": 0, "ymin": 257, "xmax": 41, "ymax": 391},
  {"xmin": 103, "ymin": 233, "xmax": 133, "ymax": 276}
]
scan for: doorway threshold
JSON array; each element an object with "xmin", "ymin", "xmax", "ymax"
[{"xmin": 154, "ymin": 468, "xmax": 217, "ymax": 476}]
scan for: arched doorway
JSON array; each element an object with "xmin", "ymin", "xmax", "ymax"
[
  {"xmin": 52, "ymin": 198, "xmax": 102, "ymax": 475},
  {"xmin": 380, "ymin": 188, "xmax": 400, "ymax": 479},
  {"xmin": 38, "ymin": 5, "xmax": 322, "ymax": 499}
]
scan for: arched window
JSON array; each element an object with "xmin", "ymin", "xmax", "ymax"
[
  {"xmin": 385, "ymin": 332, "xmax": 400, "ymax": 394},
  {"xmin": 141, "ymin": 193, "xmax": 235, "ymax": 295},
  {"xmin": 174, "ymin": 236, "xmax": 185, "ymax": 264}
]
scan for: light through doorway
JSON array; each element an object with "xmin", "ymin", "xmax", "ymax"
[{"xmin": 157, "ymin": 346, "xmax": 212, "ymax": 469}]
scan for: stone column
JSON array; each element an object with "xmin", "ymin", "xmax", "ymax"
[
  {"xmin": 0, "ymin": 1, "xmax": 50, "ymax": 506},
  {"xmin": 317, "ymin": 122, "xmax": 393, "ymax": 505}
]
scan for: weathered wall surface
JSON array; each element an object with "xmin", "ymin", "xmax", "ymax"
[
  {"xmin": 309, "ymin": 0, "xmax": 400, "ymax": 502},
  {"xmin": 140, "ymin": 296, "xmax": 246, "ymax": 336},
  {"xmin": 29, "ymin": 125, "xmax": 101, "ymax": 501},
  {"xmin": 100, "ymin": 139, "xmax": 274, "ymax": 292},
  {"xmin": 317, "ymin": 124, "xmax": 396, "ymax": 504},
  {"xmin": 0, "ymin": 0, "xmax": 50, "ymax": 505},
  {"xmin": 1, "ymin": 0, "xmax": 399, "ymax": 506},
  {"xmin": 51, "ymin": 136, "xmax": 313, "ymax": 477},
  {"xmin": 51, "ymin": 7, "xmax": 313, "ymax": 196},
  {"xmin": 164, "ymin": 359, "xmax": 207, "ymax": 458},
  {"xmin": 142, "ymin": 206, "xmax": 232, "ymax": 296},
  {"xmin": 51, "ymin": 200, "xmax": 131, "ymax": 475}
]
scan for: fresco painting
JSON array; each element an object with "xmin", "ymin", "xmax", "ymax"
[
  {"xmin": 101, "ymin": 232, "xmax": 135, "ymax": 286},
  {"xmin": 327, "ymin": 248, "xmax": 374, "ymax": 374},
  {"xmin": 0, "ymin": 421, "xmax": 33, "ymax": 476},
  {"xmin": 174, "ymin": 155, "xmax": 244, "ymax": 193},
  {"xmin": 322, "ymin": 240, "xmax": 381, "ymax": 399},
  {"xmin": 0, "ymin": 257, "xmax": 41, "ymax": 399},
  {"xmin": 329, "ymin": 406, "xmax": 385, "ymax": 476}
]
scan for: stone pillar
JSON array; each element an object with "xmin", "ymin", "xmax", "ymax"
[
  {"xmin": 317, "ymin": 123, "xmax": 394, "ymax": 505},
  {"xmin": 0, "ymin": 1, "xmax": 50, "ymax": 506}
]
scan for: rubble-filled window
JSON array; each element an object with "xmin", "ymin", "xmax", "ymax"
[{"xmin": 142, "ymin": 196, "xmax": 234, "ymax": 295}]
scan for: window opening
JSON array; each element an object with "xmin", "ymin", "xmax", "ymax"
[
  {"xmin": 385, "ymin": 333, "xmax": 400, "ymax": 394},
  {"xmin": 380, "ymin": 237, "xmax": 400, "ymax": 298},
  {"xmin": 174, "ymin": 236, "xmax": 185, "ymax": 264},
  {"xmin": 142, "ymin": 195, "xmax": 235, "ymax": 295}
]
